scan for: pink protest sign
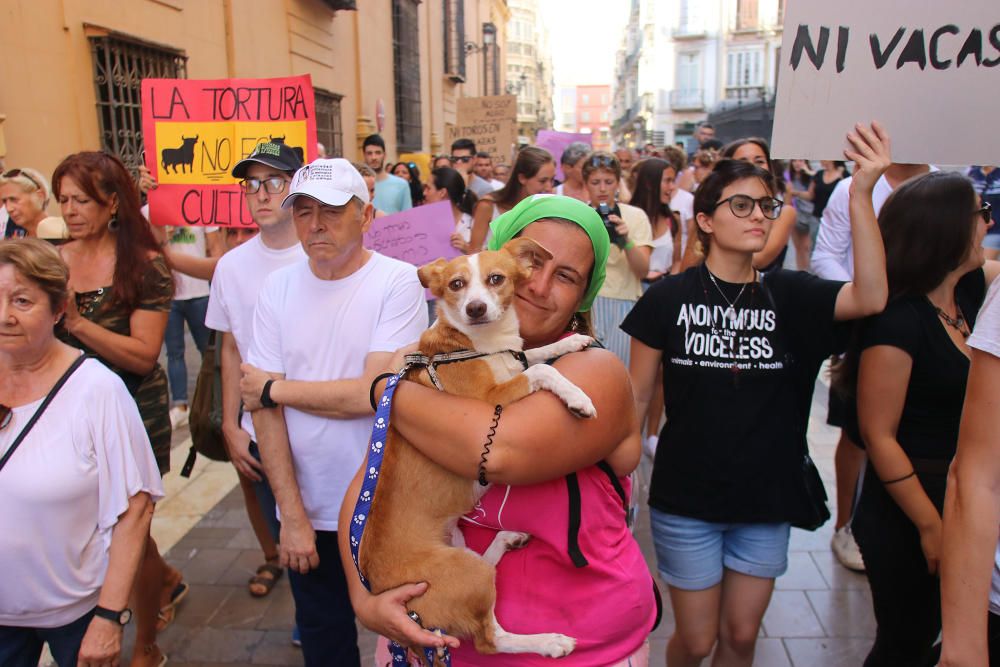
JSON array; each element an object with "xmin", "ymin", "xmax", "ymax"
[
  {"xmin": 364, "ymin": 200, "xmax": 460, "ymax": 267},
  {"xmin": 535, "ymin": 130, "xmax": 593, "ymax": 181}
]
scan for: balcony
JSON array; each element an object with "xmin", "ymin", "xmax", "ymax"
[
  {"xmin": 670, "ymin": 89, "xmax": 704, "ymax": 111},
  {"xmin": 673, "ymin": 24, "xmax": 707, "ymax": 40},
  {"xmin": 724, "ymin": 85, "xmax": 770, "ymax": 101}
]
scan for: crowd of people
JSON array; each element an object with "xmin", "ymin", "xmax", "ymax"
[{"xmin": 3, "ymin": 113, "xmax": 1000, "ymax": 667}]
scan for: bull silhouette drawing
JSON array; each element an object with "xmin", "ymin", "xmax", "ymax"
[
  {"xmin": 269, "ymin": 136, "xmax": 305, "ymax": 164},
  {"xmin": 161, "ymin": 135, "xmax": 199, "ymax": 174}
]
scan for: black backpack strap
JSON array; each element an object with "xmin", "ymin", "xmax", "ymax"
[
  {"xmin": 596, "ymin": 460, "xmax": 628, "ymax": 521},
  {"xmin": 565, "ymin": 473, "xmax": 589, "ymax": 568},
  {"xmin": 0, "ymin": 354, "xmax": 89, "ymax": 474}
]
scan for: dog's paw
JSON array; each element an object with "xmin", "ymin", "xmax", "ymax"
[
  {"xmin": 496, "ymin": 531, "xmax": 531, "ymax": 551},
  {"xmin": 566, "ymin": 394, "xmax": 597, "ymax": 419},
  {"xmin": 560, "ymin": 333, "xmax": 594, "ymax": 352},
  {"xmin": 536, "ymin": 634, "xmax": 576, "ymax": 658}
]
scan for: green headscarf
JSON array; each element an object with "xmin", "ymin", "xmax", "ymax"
[{"xmin": 487, "ymin": 194, "xmax": 608, "ymax": 312}]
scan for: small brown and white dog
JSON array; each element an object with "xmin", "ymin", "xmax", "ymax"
[{"xmin": 358, "ymin": 238, "xmax": 596, "ymax": 660}]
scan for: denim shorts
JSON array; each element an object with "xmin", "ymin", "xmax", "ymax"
[{"xmin": 649, "ymin": 508, "xmax": 791, "ymax": 590}]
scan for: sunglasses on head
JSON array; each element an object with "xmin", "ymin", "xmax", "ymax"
[
  {"xmin": 589, "ymin": 156, "xmax": 618, "ymax": 169},
  {"xmin": 977, "ymin": 201, "xmax": 994, "ymax": 225},
  {"xmin": 3, "ymin": 169, "xmax": 43, "ymax": 192}
]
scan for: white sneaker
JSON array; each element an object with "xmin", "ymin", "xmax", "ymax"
[
  {"xmin": 831, "ymin": 525, "xmax": 865, "ymax": 572},
  {"xmin": 170, "ymin": 405, "xmax": 189, "ymax": 429}
]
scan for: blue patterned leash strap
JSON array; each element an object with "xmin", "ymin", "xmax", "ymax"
[{"xmin": 348, "ymin": 372, "xmax": 449, "ymax": 667}]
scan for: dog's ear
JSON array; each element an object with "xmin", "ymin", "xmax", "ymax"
[
  {"xmin": 502, "ymin": 237, "xmax": 554, "ymax": 273},
  {"xmin": 417, "ymin": 258, "xmax": 449, "ymax": 295}
]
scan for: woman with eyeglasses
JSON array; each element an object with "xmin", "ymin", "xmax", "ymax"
[
  {"xmin": 831, "ymin": 172, "xmax": 1000, "ymax": 666},
  {"xmin": 467, "ymin": 146, "xmax": 555, "ymax": 252},
  {"xmin": 392, "ymin": 162, "xmax": 425, "ymax": 207},
  {"xmin": 624, "ymin": 123, "xmax": 891, "ymax": 667},
  {"xmin": 52, "ymin": 151, "xmax": 180, "ymax": 667},
  {"xmin": 719, "ymin": 138, "xmax": 798, "ymax": 274},
  {"xmin": 0, "ymin": 238, "xmax": 163, "ymax": 667},
  {"xmin": 583, "ymin": 151, "xmax": 652, "ymax": 367},
  {"xmin": 0, "ymin": 167, "xmax": 55, "ymax": 239}
]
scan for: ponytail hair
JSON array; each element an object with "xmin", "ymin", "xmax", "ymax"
[{"xmin": 432, "ymin": 167, "xmax": 479, "ymax": 216}]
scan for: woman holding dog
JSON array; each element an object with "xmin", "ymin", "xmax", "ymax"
[
  {"xmin": 340, "ymin": 194, "xmax": 657, "ymax": 665},
  {"xmin": 623, "ymin": 123, "xmax": 890, "ymax": 667}
]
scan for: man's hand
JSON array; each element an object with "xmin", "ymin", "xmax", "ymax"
[
  {"xmin": 76, "ymin": 616, "xmax": 123, "ymax": 667},
  {"xmin": 223, "ymin": 425, "xmax": 263, "ymax": 482},
  {"xmin": 280, "ymin": 520, "xmax": 320, "ymax": 574},
  {"xmin": 240, "ymin": 363, "xmax": 271, "ymax": 411}
]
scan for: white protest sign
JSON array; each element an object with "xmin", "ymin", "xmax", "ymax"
[{"xmin": 772, "ymin": 0, "xmax": 1000, "ymax": 165}]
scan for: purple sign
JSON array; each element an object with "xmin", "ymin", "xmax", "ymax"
[
  {"xmin": 364, "ymin": 199, "xmax": 460, "ymax": 267},
  {"xmin": 535, "ymin": 130, "xmax": 593, "ymax": 182}
]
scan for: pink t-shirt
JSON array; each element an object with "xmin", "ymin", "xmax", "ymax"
[{"xmin": 450, "ymin": 464, "xmax": 656, "ymax": 666}]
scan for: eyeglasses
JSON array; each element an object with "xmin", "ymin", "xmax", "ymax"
[
  {"xmin": 589, "ymin": 156, "xmax": 618, "ymax": 169},
  {"xmin": 239, "ymin": 177, "xmax": 287, "ymax": 195},
  {"xmin": 450, "ymin": 155, "xmax": 473, "ymax": 164},
  {"xmin": 713, "ymin": 194, "xmax": 783, "ymax": 220},
  {"xmin": 0, "ymin": 405, "xmax": 11, "ymax": 431},
  {"xmin": 977, "ymin": 201, "xmax": 994, "ymax": 225},
  {"xmin": 2, "ymin": 168, "xmax": 43, "ymax": 192}
]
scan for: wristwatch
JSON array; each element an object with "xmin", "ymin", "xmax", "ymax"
[
  {"xmin": 93, "ymin": 605, "xmax": 132, "ymax": 626},
  {"xmin": 260, "ymin": 379, "xmax": 278, "ymax": 408}
]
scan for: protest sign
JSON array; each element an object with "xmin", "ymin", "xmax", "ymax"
[
  {"xmin": 445, "ymin": 95, "xmax": 517, "ymax": 163},
  {"xmin": 364, "ymin": 200, "xmax": 459, "ymax": 267},
  {"xmin": 141, "ymin": 75, "xmax": 317, "ymax": 226},
  {"xmin": 535, "ymin": 130, "xmax": 593, "ymax": 181},
  {"xmin": 772, "ymin": 0, "xmax": 1000, "ymax": 165}
]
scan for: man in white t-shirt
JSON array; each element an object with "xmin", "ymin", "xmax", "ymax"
[
  {"xmin": 812, "ymin": 163, "xmax": 933, "ymax": 573},
  {"xmin": 204, "ymin": 141, "xmax": 305, "ymax": 622},
  {"xmin": 241, "ymin": 158, "xmax": 427, "ymax": 664}
]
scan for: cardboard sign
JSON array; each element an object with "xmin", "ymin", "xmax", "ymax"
[
  {"xmin": 772, "ymin": 0, "xmax": 1000, "ymax": 165},
  {"xmin": 535, "ymin": 130, "xmax": 593, "ymax": 181},
  {"xmin": 141, "ymin": 75, "xmax": 317, "ymax": 226},
  {"xmin": 445, "ymin": 95, "xmax": 517, "ymax": 163},
  {"xmin": 365, "ymin": 200, "xmax": 460, "ymax": 267}
]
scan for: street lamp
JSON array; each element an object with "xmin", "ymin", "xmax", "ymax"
[
  {"xmin": 506, "ymin": 72, "xmax": 527, "ymax": 95},
  {"xmin": 464, "ymin": 22, "xmax": 496, "ymax": 55}
]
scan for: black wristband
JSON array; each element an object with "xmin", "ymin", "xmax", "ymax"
[
  {"xmin": 260, "ymin": 379, "xmax": 278, "ymax": 408},
  {"xmin": 370, "ymin": 372, "xmax": 397, "ymax": 411}
]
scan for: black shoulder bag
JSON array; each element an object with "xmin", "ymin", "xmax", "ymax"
[
  {"xmin": 0, "ymin": 354, "xmax": 89, "ymax": 474},
  {"xmin": 758, "ymin": 274, "xmax": 831, "ymax": 531}
]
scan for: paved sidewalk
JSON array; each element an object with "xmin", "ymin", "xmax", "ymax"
[{"xmin": 120, "ymin": 372, "xmax": 872, "ymax": 667}]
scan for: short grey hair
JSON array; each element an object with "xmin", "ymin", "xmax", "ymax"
[{"xmin": 560, "ymin": 142, "xmax": 592, "ymax": 167}]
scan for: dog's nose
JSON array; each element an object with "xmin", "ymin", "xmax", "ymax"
[{"xmin": 466, "ymin": 301, "xmax": 487, "ymax": 319}]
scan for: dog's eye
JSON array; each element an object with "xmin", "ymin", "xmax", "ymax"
[
  {"xmin": 448, "ymin": 278, "xmax": 465, "ymax": 291},
  {"xmin": 487, "ymin": 273, "xmax": 505, "ymax": 286}
]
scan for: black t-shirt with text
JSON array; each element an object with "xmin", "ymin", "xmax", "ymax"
[{"xmin": 622, "ymin": 265, "xmax": 846, "ymax": 523}]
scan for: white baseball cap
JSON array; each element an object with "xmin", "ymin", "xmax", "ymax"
[{"xmin": 281, "ymin": 158, "xmax": 370, "ymax": 209}]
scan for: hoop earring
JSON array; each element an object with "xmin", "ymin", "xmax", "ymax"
[{"xmin": 108, "ymin": 214, "xmax": 119, "ymax": 232}]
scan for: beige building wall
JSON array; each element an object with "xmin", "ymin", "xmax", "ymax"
[{"xmin": 0, "ymin": 0, "xmax": 510, "ymax": 210}]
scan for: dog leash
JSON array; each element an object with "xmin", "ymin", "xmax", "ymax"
[
  {"xmin": 349, "ymin": 372, "xmax": 451, "ymax": 667},
  {"xmin": 404, "ymin": 349, "xmax": 528, "ymax": 390}
]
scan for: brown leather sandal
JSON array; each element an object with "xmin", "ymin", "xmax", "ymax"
[{"xmin": 248, "ymin": 560, "xmax": 283, "ymax": 597}]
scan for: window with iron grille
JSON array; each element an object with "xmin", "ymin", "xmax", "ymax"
[
  {"xmin": 89, "ymin": 33, "xmax": 187, "ymax": 172},
  {"xmin": 314, "ymin": 88, "xmax": 344, "ymax": 158},
  {"xmin": 393, "ymin": 0, "xmax": 423, "ymax": 152},
  {"xmin": 444, "ymin": 0, "xmax": 466, "ymax": 82}
]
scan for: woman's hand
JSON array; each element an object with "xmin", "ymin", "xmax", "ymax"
[
  {"xmin": 845, "ymin": 121, "xmax": 891, "ymax": 195},
  {"xmin": 609, "ymin": 214, "xmax": 629, "ymax": 243},
  {"xmin": 240, "ymin": 363, "xmax": 271, "ymax": 411},
  {"xmin": 919, "ymin": 515, "xmax": 944, "ymax": 575},
  {"xmin": 76, "ymin": 616, "xmax": 122, "ymax": 667},
  {"xmin": 450, "ymin": 233, "xmax": 469, "ymax": 254},
  {"xmin": 62, "ymin": 287, "xmax": 83, "ymax": 334},
  {"xmin": 355, "ymin": 581, "xmax": 460, "ymax": 651}
]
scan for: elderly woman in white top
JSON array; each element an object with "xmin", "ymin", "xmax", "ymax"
[
  {"xmin": 0, "ymin": 167, "xmax": 50, "ymax": 239},
  {"xmin": 0, "ymin": 239, "xmax": 163, "ymax": 667}
]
